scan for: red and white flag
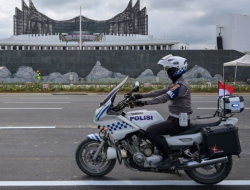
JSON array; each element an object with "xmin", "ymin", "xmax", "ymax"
[{"xmin": 218, "ymin": 81, "xmax": 234, "ymax": 96}]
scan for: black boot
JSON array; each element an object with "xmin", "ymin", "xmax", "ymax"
[
  {"xmin": 157, "ymin": 156, "xmax": 181, "ymax": 170},
  {"xmin": 152, "ymin": 136, "xmax": 173, "ymax": 157},
  {"xmin": 146, "ymin": 133, "xmax": 179, "ymax": 169}
]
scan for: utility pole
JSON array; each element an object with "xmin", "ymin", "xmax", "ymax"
[{"xmin": 80, "ymin": 6, "xmax": 82, "ymax": 50}]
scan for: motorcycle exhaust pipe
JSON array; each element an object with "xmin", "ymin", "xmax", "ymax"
[{"xmin": 179, "ymin": 156, "xmax": 228, "ymax": 170}]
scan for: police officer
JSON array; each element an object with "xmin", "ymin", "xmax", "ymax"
[
  {"xmin": 36, "ymin": 70, "xmax": 42, "ymax": 81},
  {"xmin": 132, "ymin": 55, "xmax": 193, "ymax": 169}
]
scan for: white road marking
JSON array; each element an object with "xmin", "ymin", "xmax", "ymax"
[
  {"xmin": 0, "ymin": 126, "xmax": 56, "ymax": 129},
  {"xmin": 0, "ymin": 180, "xmax": 249, "ymax": 186},
  {"xmin": 0, "ymin": 108, "xmax": 63, "ymax": 110},
  {"xmin": 192, "ymin": 101, "xmax": 217, "ymax": 103},
  {"xmin": 20, "ymin": 98, "xmax": 69, "ymax": 100},
  {"xmin": 197, "ymin": 108, "xmax": 218, "ymax": 110},
  {"xmin": 198, "ymin": 108, "xmax": 250, "ymax": 110},
  {"xmin": 3, "ymin": 102, "xmax": 71, "ymax": 104}
]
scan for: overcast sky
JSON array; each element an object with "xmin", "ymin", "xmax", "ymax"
[{"xmin": 0, "ymin": 0, "xmax": 250, "ymax": 49}]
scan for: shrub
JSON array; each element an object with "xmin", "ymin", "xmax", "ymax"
[{"xmin": 0, "ymin": 82, "xmax": 250, "ymax": 93}]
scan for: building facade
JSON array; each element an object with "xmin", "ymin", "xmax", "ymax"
[
  {"xmin": 216, "ymin": 13, "xmax": 250, "ymax": 52},
  {"xmin": 14, "ymin": 0, "xmax": 148, "ymax": 36},
  {"xmin": 0, "ymin": 34, "xmax": 180, "ymax": 51}
]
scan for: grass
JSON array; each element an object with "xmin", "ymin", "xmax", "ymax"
[{"xmin": 0, "ymin": 82, "xmax": 250, "ymax": 93}]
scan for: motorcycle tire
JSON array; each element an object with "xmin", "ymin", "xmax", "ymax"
[
  {"xmin": 184, "ymin": 156, "xmax": 233, "ymax": 185},
  {"xmin": 75, "ymin": 139, "xmax": 116, "ymax": 177}
]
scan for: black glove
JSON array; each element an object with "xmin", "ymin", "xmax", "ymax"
[
  {"xmin": 133, "ymin": 94, "xmax": 143, "ymax": 100},
  {"xmin": 131, "ymin": 100, "xmax": 147, "ymax": 108}
]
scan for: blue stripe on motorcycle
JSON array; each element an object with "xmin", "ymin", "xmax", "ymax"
[
  {"xmin": 94, "ymin": 134, "xmax": 101, "ymax": 142},
  {"xmin": 95, "ymin": 100, "xmax": 111, "ymax": 120},
  {"xmin": 97, "ymin": 104, "xmax": 110, "ymax": 121},
  {"xmin": 87, "ymin": 134, "xmax": 101, "ymax": 142}
]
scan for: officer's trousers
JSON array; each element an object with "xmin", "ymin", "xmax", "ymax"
[{"xmin": 146, "ymin": 116, "xmax": 189, "ymax": 158}]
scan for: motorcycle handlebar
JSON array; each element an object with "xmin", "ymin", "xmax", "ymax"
[{"xmin": 113, "ymin": 94, "xmax": 135, "ymax": 112}]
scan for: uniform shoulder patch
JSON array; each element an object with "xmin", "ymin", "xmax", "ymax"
[{"xmin": 166, "ymin": 82, "xmax": 182, "ymax": 100}]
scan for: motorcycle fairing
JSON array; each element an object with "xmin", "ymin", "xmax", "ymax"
[{"xmin": 125, "ymin": 110, "xmax": 165, "ymax": 130}]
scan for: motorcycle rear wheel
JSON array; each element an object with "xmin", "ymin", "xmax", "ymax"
[
  {"xmin": 184, "ymin": 156, "xmax": 233, "ymax": 185},
  {"xmin": 75, "ymin": 139, "xmax": 116, "ymax": 177}
]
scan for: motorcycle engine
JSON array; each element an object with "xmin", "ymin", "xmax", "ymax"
[
  {"xmin": 140, "ymin": 144, "xmax": 153, "ymax": 157},
  {"xmin": 121, "ymin": 135, "xmax": 154, "ymax": 167},
  {"xmin": 133, "ymin": 152, "xmax": 145, "ymax": 165}
]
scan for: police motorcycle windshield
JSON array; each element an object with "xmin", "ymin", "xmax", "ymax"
[{"xmin": 100, "ymin": 76, "xmax": 129, "ymax": 107}]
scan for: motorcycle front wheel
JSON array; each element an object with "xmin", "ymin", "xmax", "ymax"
[
  {"xmin": 75, "ymin": 139, "xmax": 116, "ymax": 177},
  {"xmin": 185, "ymin": 156, "xmax": 233, "ymax": 185}
]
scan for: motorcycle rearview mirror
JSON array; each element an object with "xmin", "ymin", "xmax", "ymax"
[{"xmin": 131, "ymin": 81, "xmax": 140, "ymax": 93}]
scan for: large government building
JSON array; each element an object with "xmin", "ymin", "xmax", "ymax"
[
  {"xmin": 14, "ymin": 0, "xmax": 148, "ymax": 36},
  {"xmin": 0, "ymin": 0, "xmax": 179, "ymax": 51}
]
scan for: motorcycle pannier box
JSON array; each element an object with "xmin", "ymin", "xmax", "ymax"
[
  {"xmin": 201, "ymin": 124, "xmax": 241, "ymax": 158},
  {"xmin": 219, "ymin": 95, "xmax": 244, "ymax": 114}
]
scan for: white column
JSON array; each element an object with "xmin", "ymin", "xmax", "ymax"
[
  {"xmin": 61, "ymin": 47, "xmax": 63, "ymax": 50},
  {"xmin": 5, "ymin": 46, "xmax": 8, "ymax": 50},
  {"xmin": 22, "ymin": 46, "xmax": 25, "ymax": 50},
  {"xmin": 72, "ymin": 47, "xmax": 74, "ymax": 50},
  {"xmin": 82, "ymin": 47, "xmax": 85, "ymax": 50},
  {"xmin": 11, "ymin": 46, "xmax": 13, "ymax": 50},
  {"xmin": 55, "ymin": 47, "xmax": 58, "ymax": 50},
  {"xmin": 149, "ymin": 46, "xmax": 152, "ymax": 50},
  {"xmin": 33, "ymin": 46, "xmax": 36, "ymax": 50},
  {"xmin": 161, "ymin": 45, "xmax": 163, "ymax": 50},
  {"xmin": 39, "ymin": 46, "xmax": 41, "ymax": 50},
  {"xmin": 44, "ymin": 47, "xmax": 47, "ymax": 50},
  {"xmin": 28, "ymin": 46, "xmax": 30, "ymax": 50},
  {"xmin": 155, "ymin": 45, "xmax": 157, "ymax": 50},
  {"xmin": 132, "ymin": 46, "xmax": 134, "ymax": 50},
  {"xmin": 17, "ymin": 46, "xmax": 19, "ymax": 50},
  {"xmin": 137, "ymin": 46, "xmax": 140, "ymax": 50},
  {"xmin": 143, "ymin": 46, "xmax": 146, "ymax": 50}
]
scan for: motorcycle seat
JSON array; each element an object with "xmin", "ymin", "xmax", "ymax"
[{"xmin": 177, "ymin": 117, "xmax": 221, "ymax": 136}]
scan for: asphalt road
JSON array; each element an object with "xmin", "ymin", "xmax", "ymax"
[{"xmin": 0, "ymin": 93, "xmax": 249, "ymax": 190}]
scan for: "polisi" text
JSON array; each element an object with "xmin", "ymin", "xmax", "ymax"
[{"xmin": 130, "ymin": 115, "xmax": 153, "ymax": 121}]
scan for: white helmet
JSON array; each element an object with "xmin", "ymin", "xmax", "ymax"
[{"xmin": 158, "ymin": 54, "xmax": 188, "ymax": 78}]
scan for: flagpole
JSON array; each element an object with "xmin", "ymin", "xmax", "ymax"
[
  {"xmin": 80, "ymin": 6, "xmax": 82, "ymax": 50},
  {"xmin": 224, "ymin": 75, "xmax": 226, "ymax": 120},
  {"xmin": 217, "ymin": 81, "xmax": 220, "ymax": 115},
  {"xmin": 223, "ymin": 66, "xmax": 225, "ymax": 82}
]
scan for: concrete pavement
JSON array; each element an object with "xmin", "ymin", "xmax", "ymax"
[{"xmin": 0, "ymin": 94, "xmax": 249, "ymax": 189}]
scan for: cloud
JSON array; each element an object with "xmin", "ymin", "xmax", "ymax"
[{"xmin": 0, "ymin": 0, "xmax": 250, "ymax": 49}]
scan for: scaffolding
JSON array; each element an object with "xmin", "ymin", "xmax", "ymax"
[{"xmin": 14, "ymin": 0, "xmax": 148, "ymax": 36}]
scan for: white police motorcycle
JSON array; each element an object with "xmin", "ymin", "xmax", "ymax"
[{"xmin": 76, "ymin": 76, "xmax": 243, "ymax": 185}]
